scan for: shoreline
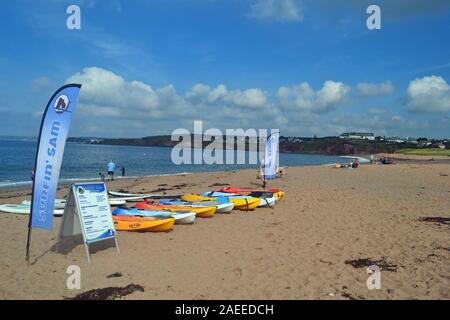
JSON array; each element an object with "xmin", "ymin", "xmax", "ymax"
[{"xmin": 2, "ymin": 152, "xmax": 449, "ymax": 191}]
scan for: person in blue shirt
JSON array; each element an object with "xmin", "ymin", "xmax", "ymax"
[{"xmin": 107, "ymin": 160, "xmax": 116, "ymax": 181}]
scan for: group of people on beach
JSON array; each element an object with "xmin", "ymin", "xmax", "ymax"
[
  {"xmin": 335, "ymin": 158, "xmax": 360, "ymax": 169},
  {"xmin": 370, "ymin": 154, "xmax": 395, "ymax": 165}
]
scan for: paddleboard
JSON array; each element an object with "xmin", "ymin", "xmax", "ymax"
[
  {"xmin": 22, "ymin": 199, "xmax": 66, "ymax": 209},
  {"xmin": 0, "ymin": 204, "xmax": 64, "ymax": 216}
]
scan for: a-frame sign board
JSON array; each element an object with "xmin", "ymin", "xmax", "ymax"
[{"xmin": 57, "ymin": 182, "xmax": 119, "ymax": 262}]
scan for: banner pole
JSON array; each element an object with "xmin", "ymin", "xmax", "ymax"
[
  {"xmin": 25, "ymin": 83, "xmax": 82, "ymax": 262},
  {"xmin": 25, "ymin": 224, "xmax": 32, "ymax": 263}
]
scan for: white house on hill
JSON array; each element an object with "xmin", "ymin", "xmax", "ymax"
[{"xmin": 340, "ymin": 132, "xmax": 375, "ymax": 141}]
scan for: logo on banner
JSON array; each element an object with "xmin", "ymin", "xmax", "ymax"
[{"xmin": 54, "ymin": 95, "xmax": 70, "ymax": 114}]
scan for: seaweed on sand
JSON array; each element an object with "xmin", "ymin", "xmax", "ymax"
[
  {"xmin": 106, "ymin": 272, "xmax": 123, "ymax": 278},
  {"xmin": 419, "ymin": 217, "xmax": 450, "ymax": 226},
  {"xmin": 66, "ymin": 284, "xmax": 144, "ymax": 300},
  {"xmin": 208, "ymin": 183, "xmax": 230, "ymax": 187},
  {"xmin": 344, "ymin": 258, "xmax": 398, "ymax": 272}
]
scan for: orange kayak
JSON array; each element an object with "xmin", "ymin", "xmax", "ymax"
[
  {"xmin": 113, "ymin": 216, "xmax": 175, "ymax": 232},
  {"xmin": 135, "ymin": 202, "xmax": 216, "ymax": 218}
]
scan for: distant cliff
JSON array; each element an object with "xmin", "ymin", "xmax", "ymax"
[
  {"xmin": 68, "ymin": 136, "xmax": 411, "ymax": 156},
  {"xmin": 279, "ymin": 138, "xmax": 402, "ymax": 155}
]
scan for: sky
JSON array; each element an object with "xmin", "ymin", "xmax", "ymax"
[{"xmin": 0, "ymin": 0, "xmax": 450, "ymax": 139}]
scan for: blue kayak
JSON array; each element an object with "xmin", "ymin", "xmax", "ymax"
[{"xmin": 112, "ymin": 207, "xmax": 196, "ymax": 224}]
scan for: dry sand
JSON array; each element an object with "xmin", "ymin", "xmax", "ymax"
[{"xmin": 0, "ymin": 163, "xmax": 449, "ymax": 300}]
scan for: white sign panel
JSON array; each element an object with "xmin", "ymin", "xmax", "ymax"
[
  {"xmin": 57, "ymin": 182, "xmax": 119, "ymax": 262},
  {"xmin": 73, "ymin": 183, "xmax": 116, "ymax": 243}
]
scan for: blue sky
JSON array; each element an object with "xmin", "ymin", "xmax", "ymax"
[{"xmin": 1, "ymin": 0, "xmax": 450, "ymax": 138}]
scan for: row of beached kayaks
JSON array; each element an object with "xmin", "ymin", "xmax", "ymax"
[
  {"xmin": 110, "ymin": 187, "xmax": 284, "ymax": 232},
  {"xmin": 0, "ymin": 187, "xmax": 284, "ymax": 232}
]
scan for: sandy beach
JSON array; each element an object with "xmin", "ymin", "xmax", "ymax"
[{"xmin": 0, "ymin": 163, "xmax": 449, "ymax": 300}]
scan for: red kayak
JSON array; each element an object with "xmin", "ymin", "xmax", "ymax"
[{"xmin": 215, "ymin": 187, "xmax": 284, "ymax": 201}]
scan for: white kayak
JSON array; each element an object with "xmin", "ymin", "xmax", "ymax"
[
  {"xmin": 0, "ymin": 204, "xmax": 64, "ymax": 216},
  {"xmin": 108, "ymin": 199, "xmax": 126, "ymax": 206},
  {"xmin": 22, "ymin": 198, "xmax": 126, "ymax": 206},
  {"xmin": 215, "ymin": 202, "xmax": 235, "ymax": 213},
  {"xmin": 22, "ymin": 199, "xmax": 66, "ymax": 209},
  {"xmin": 108, "ymin": 191, "xmax": 182, "ymax": 199},
  {"xmin": 258, "ymin": 196, "xmax": 277, "ymax": 208}
]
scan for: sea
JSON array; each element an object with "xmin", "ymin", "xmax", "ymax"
[{"xmin": 0, "ymin": 137, "xmax": 359, "ymax": 189}]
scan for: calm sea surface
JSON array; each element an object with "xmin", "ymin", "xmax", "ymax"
[{"xmin": 0, "ymin": 138, "xmax": 352, "ymax": 188}]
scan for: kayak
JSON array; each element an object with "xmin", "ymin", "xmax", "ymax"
[
  {"xmin": 135, "ymin": 202, "xmax": 216, "ymax": 218},
  {"xmin": 21, "ymin": 198, "xmax": 126, "ymax": 207},
  {"xmin": 214, "ymin": 187, "xmax": 285, "ymax": 201},
  {"xmin": 113, "ymin": 216, "xmax": 175, "ymax": 232},
  {"xmin": 22, "ymin": 199, "xmax": 66, "ymax": 209},
  {"xmin": 108, "ymin": 191, "xmax": 182, "ymax": 199},
  {"xmin": 0, "ymin": 204, "xmax": 64, "ymax": 216},
  {"xmin": 201, "ymin": 191, "xmax": 277, "ymax": 208},
  {"xmin": 158, "ymin": 199, "xmax": 235, "ymax": 213},
  {"xmin": 22, "ymin": 199, "xmax": 127, "ymax": 209},
  {"xmin": 113, "ymin": 207, "xmax": 196, "ymax": 224},
  {"xmin": 181, "ymin": 194, "xmax": 260, "ymax": 210},
  {"xmin": 108, "ymin": 199, "xmax": 127, "ymax": 206}
]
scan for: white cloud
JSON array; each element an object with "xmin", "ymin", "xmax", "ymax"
[
  {"xmin": 64, "ymin": 67, "xmax": 274, "ymax": 137},
  {"xmin": 405, "ymin": 75, "xmax": 450, "ymax": 112},
  {"xmin": 66, "ymin": 67, "xmax": 189, "ymax": 120},
  {"xmin": 249, "ymin": 0, "xmax": 303, "ymax": 22},
  {"xmin": 356, "ymin": 81, "xmax": 395, "ymax": 97},
  {"xmin": 329, "ymin": 111, "xmax": 431, "ymax": 137},
  {"xmin": 224, "ymin": 88, "xmax": 267, "ymax": 109},
  {"xmin": 62, "ymin": 67, "xmax": 445, "ymax": 138},
  {"xmin": 187, "ymin": 84, "xmax": 267, "ymax": 109},
  {"xmin": 276, "ymin": 80, "xmax": 350, "ymax": 113}
]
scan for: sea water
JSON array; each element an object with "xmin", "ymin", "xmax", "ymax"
[{"xmin": 0, "ymin": 138, "xmax": 349, "ymax": 188}]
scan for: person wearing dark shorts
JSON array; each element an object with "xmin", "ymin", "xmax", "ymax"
[{"xmin": 107, "ymin": 160, "xmax": 116, "ymax": 181}]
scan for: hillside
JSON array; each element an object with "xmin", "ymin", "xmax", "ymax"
[{"xmin": 67, "ymin": 135, "xmax": 432, "ymax": 156}]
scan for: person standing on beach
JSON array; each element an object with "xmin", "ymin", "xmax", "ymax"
[
  {"xmin": 370, "ymin": 154, "xmax": 374, "ymax": 164},
  {"xmin": 258, "ymin": 159, "xmax": 267, "ymax": 189},
  {"xmin": 106, "ymin": 160, "xmax": 116, "ymax": 181},
  {"xmin": 121, "ymin": 165, "xmax": 126, "ymax": 177}
]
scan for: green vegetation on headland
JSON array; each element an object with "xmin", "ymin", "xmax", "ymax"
[
  {"xmin": 397, "ymin": 148, "xmax": 450, "ymax": 157},
  {"xmin": 67, "ymin": 135, "xmax": 449, "ymax": 156}
]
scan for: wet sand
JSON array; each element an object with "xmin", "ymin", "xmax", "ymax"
[{"xmin": 0, "ymin": 163, "xmax": 449, "ymax": 299}]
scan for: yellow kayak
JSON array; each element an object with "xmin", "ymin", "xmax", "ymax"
[
  {"xmin": 113, "ymin": 216, "xmax": 175, "ymax": 232},
  {"xmin": 181, "ymin": 194, "xmax": 260, "ymax": 210}
]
